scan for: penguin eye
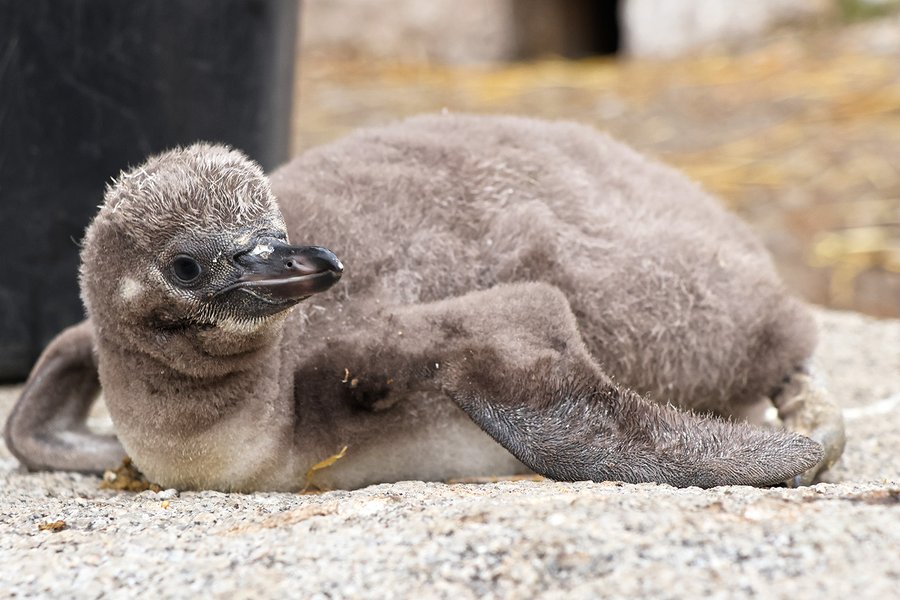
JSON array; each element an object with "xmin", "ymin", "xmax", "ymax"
[{"xmin": 171, "ymin": 255, "xmax": 202, "ymax": 284}]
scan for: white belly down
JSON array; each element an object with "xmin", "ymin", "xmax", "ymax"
[{"xmin": 308, "ymin": 397, "xmax": 529, "ymax": 491}]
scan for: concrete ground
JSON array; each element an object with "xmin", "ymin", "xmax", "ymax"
[{"xmin": 1, "ymin": 308, "xmax": 898, "ymax": 599}]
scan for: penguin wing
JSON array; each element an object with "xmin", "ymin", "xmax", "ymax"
[{"xmin": 442, "ymin": 351, "xmax": 823, "ymax": 489}]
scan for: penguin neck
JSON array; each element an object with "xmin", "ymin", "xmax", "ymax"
[
  {"xmin": 94, "ymin": 325, "xmax": 298, "ymax": 490},
  {"xmin": 97, "ymin": 323, "xmax": 286, "ymax": 426}
]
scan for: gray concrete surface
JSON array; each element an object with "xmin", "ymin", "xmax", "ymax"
[{"xmin": 1, "ymin": 308, "xmax": 898, "ymax": 599}]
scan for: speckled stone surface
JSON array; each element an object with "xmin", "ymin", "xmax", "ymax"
[{"xmin": 1, "ymin": 308, "xmax": 898, "ymax": 599}]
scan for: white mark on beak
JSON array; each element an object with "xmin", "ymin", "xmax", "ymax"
[{"xmin": 249, "ymin": 243, "xmax": 275, "ymax": 260}]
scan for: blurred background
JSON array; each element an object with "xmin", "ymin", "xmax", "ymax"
[
  {"xmin": 1, "ymin": 0, "xmax": 899, "ymax": 379},
  {"xmin": 295, "ymin": 0, "xmax": 900, "ymax": 320}
]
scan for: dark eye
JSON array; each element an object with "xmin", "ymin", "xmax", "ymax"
[{"xmin": 171, "ymin": 255, "xmax": 202, "ymax": 284}]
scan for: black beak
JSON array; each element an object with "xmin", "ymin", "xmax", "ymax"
[{"xmin": 219, "ymin": 238, "xmax": 343, "ymax": 303}]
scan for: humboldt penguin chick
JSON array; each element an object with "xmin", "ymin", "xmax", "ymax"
[{"xmin": 5, "ymin": 114, "xmax": 844, "ymax": 491}]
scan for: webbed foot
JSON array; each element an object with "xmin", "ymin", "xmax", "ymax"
[{"xmin": 774, "ymin": 369, "xmax": 846, "ymax": 486}]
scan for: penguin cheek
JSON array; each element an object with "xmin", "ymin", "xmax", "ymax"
[{"xmin": 118, "ymin": 277, "xmax": 144, "ymax": 303}]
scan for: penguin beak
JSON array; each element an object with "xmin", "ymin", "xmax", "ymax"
[{"xmin": 220, "ymin": 239, "xmax": 344, "ymax": 303}]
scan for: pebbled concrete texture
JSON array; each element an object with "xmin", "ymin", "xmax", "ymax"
[{"xmin": 1, "ymin": 308, "xmax": 898, "ymax": 599}]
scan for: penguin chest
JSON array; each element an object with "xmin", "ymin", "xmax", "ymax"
[{"xmin": 117, "ymin": 411, "xmax": 294, "ymax": 492}]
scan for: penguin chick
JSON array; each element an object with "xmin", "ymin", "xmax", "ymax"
[{"xmin": 5, "ymin": 115, "xmax": 843, "ymax": 491}]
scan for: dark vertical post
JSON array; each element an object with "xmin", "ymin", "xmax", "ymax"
[{"xmin": 0, "ymin": 0, "xmax": 300, "ymax": 380}]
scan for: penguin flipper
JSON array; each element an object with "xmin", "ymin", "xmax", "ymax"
[
  {"xmin": 443, "ymin": 351, "xmax": 824, "ymax": 489},
  {"xmin": 4, "ymin": 320, "xmax": 125, "ymax": 473}
]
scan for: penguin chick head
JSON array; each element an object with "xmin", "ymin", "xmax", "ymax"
[{"xmin": 80, "ymin": 143, "xmax": 343, "ymax": 375}]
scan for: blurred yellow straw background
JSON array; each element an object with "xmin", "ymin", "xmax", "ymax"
[{"xmin": 293, "ymin": 23, "xmax": 900, "ymax": 317}]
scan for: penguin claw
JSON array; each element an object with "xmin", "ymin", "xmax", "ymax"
[{"xmin": 776, "ymin": 369, "xmax": 846, "ymax": 487}]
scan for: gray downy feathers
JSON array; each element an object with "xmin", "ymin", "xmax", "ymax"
[{"xmin": 5, "ymin": 114, "xmax": 843, "ymax": 491}]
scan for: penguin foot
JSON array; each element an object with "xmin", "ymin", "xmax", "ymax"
[{"xmin": 774, "ymin": 369, "xmax": 846, "ymax": 487}]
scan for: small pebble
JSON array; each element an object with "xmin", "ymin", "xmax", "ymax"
[{"xmin": 157, "ymin": 489, "xmax": 179, "ymax": 500}]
